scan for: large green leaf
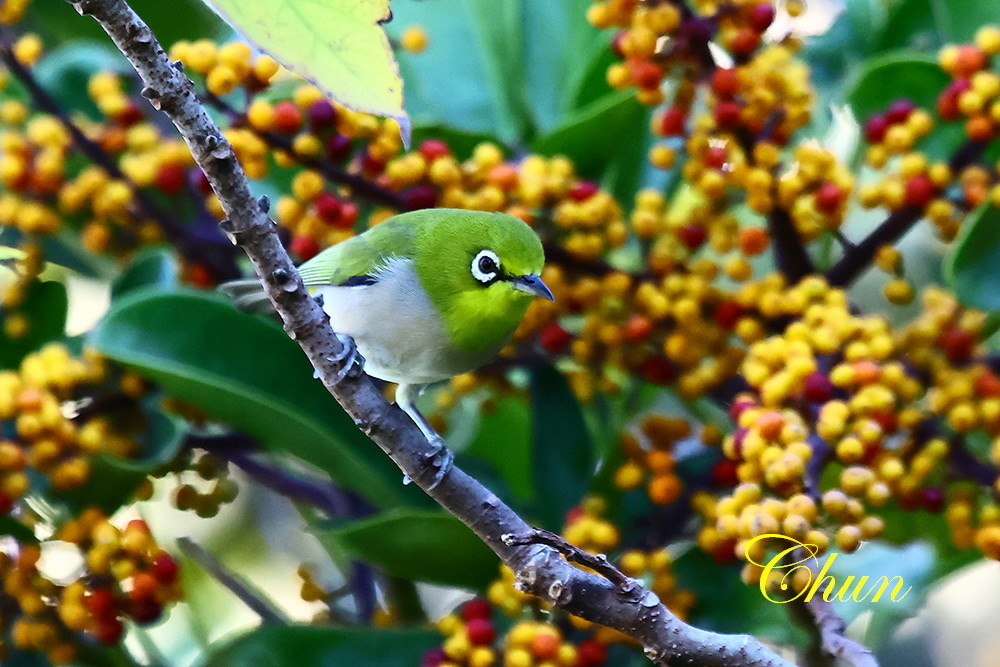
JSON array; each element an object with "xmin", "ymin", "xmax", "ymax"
[
  {"xmin": 206, "ymin": 626, "xmax": 439, "ymax": 667},
  {"xmin": 110, "ymin": 246, "xmax": 179, "ymax": 299},
  {"xmin": 88, "ymin": 288, "xmax": 425, "ymax": 509},
  {"xmin": 945, "ymin": 203, "xmax": 1000, "ymax": 311},
  {"xmin": 322, "ymin": 509, "xmax": 498, "ymax": 590},
  {"xmin": 202, "ymin": 0, "xmax": 406, "ymax": 135},
  {"xmin": 466, "ymin": 396, "xmax": 533, "ymax": 503},
  {"xmin": 0, "ymin": 279, "xmax": 67, "ymax": 369},
  {"xmin": 532, "ymin": 90, "xmax": 651, "ymax": 204},
  {"xmin": 529, "ymin": 366, "xmax": 594, "ymax": 530}
]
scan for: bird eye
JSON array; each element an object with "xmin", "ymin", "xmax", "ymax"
[{"xmin": 471, "ymin": 249, "xmax": 500, "ymax": 284}]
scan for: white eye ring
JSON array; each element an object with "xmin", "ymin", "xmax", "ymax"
[{"xmin": 471, "ymin": 249, "xmax": 501, "ymax": 284}]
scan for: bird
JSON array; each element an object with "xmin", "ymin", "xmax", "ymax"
[{"xmin": 221, "ymin": 208, "xmax": 554, "ymax": 487}]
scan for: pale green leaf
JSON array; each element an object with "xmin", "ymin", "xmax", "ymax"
[{"xmin": 203, "ymin": 0, "xmax": 408, "ymax": 140}]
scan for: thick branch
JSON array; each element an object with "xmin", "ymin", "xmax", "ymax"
[
  {"xmin": 0, "ymin": 38, "xmax": 240, "ymax": 280},
  {"xmin": 76, "ymin": 1, "xmax": 794, "ymax": 664}
]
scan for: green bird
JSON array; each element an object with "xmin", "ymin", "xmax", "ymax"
[{"xmin": 223, "ymin": 208, "xmax": 554, "ymax": 485}]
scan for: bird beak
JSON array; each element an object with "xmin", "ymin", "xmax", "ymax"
[{"xmin": 511, "ymin": 273, "xmax": 554, "ymax": 301}]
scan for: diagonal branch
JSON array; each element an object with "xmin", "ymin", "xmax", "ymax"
[
  {"xmin": 790, "ymin": 593, "xmax": 879, "ymax": 667},
  {"xmin": 73, "ymin": 1, "xmax": 795, "ymax": 664}
]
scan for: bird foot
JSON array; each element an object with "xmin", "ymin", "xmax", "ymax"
[
  {"xmin": 421, "ymin": 435, "xmax": 453, "ymax": 490},
  {"xmin": 325, "ymin": 333, "xmax": 365, "ymax": 383}
]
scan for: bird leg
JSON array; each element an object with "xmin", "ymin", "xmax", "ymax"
[
  {"xmin": 324, "ymin": 333, "xmax": 365, "ymax": 383},
  {"xmin": 395, "ymin": 383, "xmax": 453, "ymax": 490}
]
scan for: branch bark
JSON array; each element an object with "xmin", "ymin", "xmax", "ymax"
[
  {"xmin": 790, "ymin": 594, "xmax": 879, "ymax": 667},
  {"xmin": 74, "ymin": 0, "xmax": 796, "ymax": 664}
]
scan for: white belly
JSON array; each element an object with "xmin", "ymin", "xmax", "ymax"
[{"xmin": 315, "ymin": 258, "xmax": 492, "ymax": 385}]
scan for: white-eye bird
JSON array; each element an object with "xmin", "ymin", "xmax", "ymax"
[{"xmin": 222, "ymin": 208, "xmax": 554, "ymax": 486}]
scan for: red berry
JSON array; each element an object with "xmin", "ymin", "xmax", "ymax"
[
  {"xmin": 728, "ymin": 395, "xmax": 754, "ymax": 421},
  {"xmin": 938, "ymin": 78, "xmax": 971, "ymax": 120},
  {"xmin": 130, "ymin": 572, "xmax": 158, "ymax": 601},
  {"xmin": 814, "ymin": 181, "xmax": 843, "ymax": 214},
  {"xmin": 361, "ymin": 151, "xmax": 385, "ymax": 175},
  {"xmin": 713, "ymin": 538, "xmax": 738, "ymax": 564},
  {"xmin": 903, "ymin": 174, "xmax": 936, "ymax": 208},
  {"xmin": 339, "ymin": 201, "xmax": 359, "ymax": 228},
  {"xmin": 95, "ymin": 618, "xmax": 124, "ymax": 645},
  {"xmin": 129, "ymin": 598, "xmax": 162, "ymax": 624},
  {"xmin": 126, "ymin": 519, "xmax": 149, "ymax": 533},
  {"xmin": 465, "ymin": 617, "xmax": 496, "ymax": 646},
  {"xmin": 152, "ymin": 553, "xmax": 180, "ymax": 585},
  {"xmin": 711, "ymin": 68, "xmax": 740, "ymax": 97},
  {"xmin": 418, "ymin": 139, "xmax": 451, "ymax": 162},
  {"xmin": 729, "ymin": 26, "xmax": 761, "ymax": 55},
  {"xmin": 460, "ymin": 598, "xmax": 492, "ymax": 621},
  {"xmin": 273, "ymin": 101, "xmax": 303, "ymax": 134},
  {"xmin": 188, "ymin": 263, "xmax": 214, "ymax": 288},
  {"xmin": 922, "ymin": 486, "xmax": 945, "ymax": 513},
  {"xmin": 404, "ymin": 184, "xmax": 438, "ymax": 211},
  {"xmin": 86, "ymin": 589, "xmax": 118, "ymax": 621},
  {"xmin": 308, "ymin": 100, "xmax": 338, "ymax": 131},
  {"xmin": 627, "ymin": 58, "xmax": 664, "ymax": 89},
  {"xmin": 704, "ymin": 145, "xmax": 727, "ymax": 169},
  {"xmin": 730, "ymin": 428, "xmax": 748, "ymax": 456},
  {"xmin": 623, "ymin": 314, "xmax": 654, "ymax": 343},
  {"xmin": 886, "ymin": 98, "xmax": 916, "ymax": 124},
  {"xmin": 871, "ymin": 410, "xmax": 898, "ymax": 434},
  {"xmin": 116, "ymin": 100, "xmax": 144, "ymax": 127},
  {"xmin": 576, "ymin": 639, "xmax": 608, "ymax": 666},
  {"xmin": 315, "ymin": 193, "xmax": 343, "ymax": 223},
  {"xmin": 290, "ymin": 235, "xmax": 320, "ymax": 261},
  {"xmin": 659, "ymin": 106, "xmax": 687, "ymax": 136},
  {"xmin": 569, "ymin": 180, "xmax": 599, "ymax": 202},
  {"xmin": 802, "ymin": 372, "xmax": 834, "ymax": 403},
  {"xmin": 714, "ymin": 300, "xmax": 744, "ymax": 329},
  {"xmin": 421, "ymin": 648, "xmax": 448, "ymax": 667},
  {"xmin": 940, "ymin": 327, "xmax": 976, "ymax": 363},
  {"xmin": 565, "ymin": 506, "xmax": 585, "ymax": 525},
  {"xmin": 325, "ymin": 133, "xmax": 353, "ymax": 162},
  {"xmin": 864, "ymin": 114, "xmax": 889, "ymax": 143},
  {"xmin": 610, "ymin": 31, "xmax": 627, "ymax": 58},
  {"xmin": 0, "ymin": 493, "xmax": 12, "ymax": 515},
  {"xmin": 679, "ymin": 224, "xmax": 707, "ymax": 249},
  {"xmin": 640, "ymin": 356, "xmax": 677, "ymax": 385},
  {"xmin": 748, "ymin": 3, "xmax": 776, "ymax": 32},
  {"xmin": 976, "ymin": 371, "xmax": 1000, "ymax": 397},
  {"xmin": 155, "ymin": 164, "xmax": 186, "ymax": 196},
  {"xmin": 714, "ymin": 100, "xmax": 743, "ymax": 129},
  {"xmin": 539, "ymin": 322, "xmax": 572, "ymax": 354},
  {"xmin": 712, "ymin": 459, "xmax": 739, "ymax": 487}
]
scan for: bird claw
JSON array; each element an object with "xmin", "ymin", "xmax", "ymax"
[
  {"xmin": 328, "ymin": 333, "xmax": 365, "ymax": 383},
  {"xmin": 424, "ymin": 435, "xmax": 453, "ymax": 491}
]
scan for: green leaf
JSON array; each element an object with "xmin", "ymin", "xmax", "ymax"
[
  {"xmin": 111, "ymin": 246, "xmax": 179, "ymax": 299},
  {"xmin": 59, "ymin": 405, "xmax": 186, "ymax": 514},
  {"xmin": 466, "ymin": 396, "xmax": 533, "ymax": 503},
  {"xmin": 529, "ymin": 366, "xmax": 594, "ymax": 530},
  {"xmin": 202, "ymin": 0, "xmax": 406, "ymax": 135},
  {"xmin": 88, "ymin": 289, "xmax": 425, "ymax": 509},
  {"xmin": 0, "ymin": 516, "xmax": 37, "ymax": 543},
  {"xmin": 206, "ymin": 626, "xmax": 439, "ymax": 667},
  {"xmin": 532, "ymin": 90, "xmax": 651, "ymax": 204},
  {"xmin": 846, "ymin": 52, "xmax": 962, "ymax": 160},
  {"xmin": 945, "ymin": 203, "xmax": 1000, "ymax": 311},
  {"xmin": 322, "ymin": 509, "xmax": 498, "ymax": 590},
  {"xmin": 0, "ymin": 279, "xmax": 67, "ymax": 369}
]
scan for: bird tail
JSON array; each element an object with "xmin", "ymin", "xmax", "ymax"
[{"xmin": 218, "ymin": 278, "xmax": 275, "ymax": 314}]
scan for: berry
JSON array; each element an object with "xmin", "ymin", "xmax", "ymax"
[
  {"xmin": 712, "ymin": 459, "xmax": 739, "ymax": 487},
  {"xmin": 940, "ymin": 327, "xmax": 975, "ymax": 363},
  {"xmin": 314, "ymin": 193, "xmax": 342, "ymax": 223},
  {"xmin": 714, "ymin": 100, "xmax": 742, "ymax": 129},
  {"xmin": 152, "ymin": 553, "xmax": 180, "ymax": 585},
  {"xmin": 886, "ymin": 98, "xmax": 916, "ymax": 124},
  {"xmin": 711, "ymin": 68, "xmax": 740, "ymax": 98},
  {"xmin": 569, "ymin": 180, "xmax": 600, "ymax": 202},
  {"xmin": 679, "ymin": 224, "xmax": 707, "ymax": 249},
  {"xmin": 864, "ymin": 114, "xmax": 889, "ymax": 143},
  {"xmin": 325, "ymin": 133, "xmax": 353, "ymax": 162},
  {"xmin": 290, "ymin": 235, "xmax": 319, "ymax": 261},
  {"xmin": 465, "ymin": 617, "xmax": 495, "ymax": 645},
  {"xmin": 627, "ymin": 59, "xmax": 664, "ymax": 89},
  {"xmin": 273, "ymin": 101, "xmax": 303, "ymax": 134},
  {"xmin": 814, "ymin": 182, "xmax": 843, "ymax": 214},
  {"xmin": 748, "ymin": 3, "xmax": 776, "ymax": 32},
  {"xmin": 86, "ymin": 589, "xmax": 118, "ymax": 620},
  {"xmin": 803, "ymin": 372, "xmax": 834, "ymax": 403},
  {"xmin": 308, "ymin": 100, "xmax": 337, "ymax": 131},
  {"xmin": 640, "ymin": 356, "xmax": 677, "ymax": 385},
  {"xmin": 660, "ymin": 107, "xmax": 686, "ymax": 136},
  {"xmin": 404, "ymin": 184, "xmax": 437, "ymax": 210},
  {"xmin": 704, "ymin": 146, "xmax": 727, "ymax": 169},
  {"xmin": 903, "ymin": 174, "xmax": 936, "ymax": 207},
  {"xmin": 714, "ymin": 301, "xmax": 744, "ymax": 329},
  {"xmin": 539, "ymin": 322, "xmax": 572, "ymax": 354},
  {"xmin": 155, "ymin": 164, "xmax": 186, "ymax": 196},
  {"xmin": 95, "ymin": 618, "xmax": 124, "ymax": 645},
  {"xmin": 418, "ymin": 139, "xmax": 451, "ymax": 161},
  {"xmin": 129, "ymin": 598, "xmax": 162, "ymax": 624},
  {"xmin": 624, "ymin": 314, "xmax": 654, "ymax": 343},
  {"xmin": 460, "ymin": 598, "xmax": 492, "ymax": 621}
]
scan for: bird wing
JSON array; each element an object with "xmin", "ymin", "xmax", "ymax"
[{"xmin": 297, "ymin": 217, "xmax": 418, "ymax": 288}]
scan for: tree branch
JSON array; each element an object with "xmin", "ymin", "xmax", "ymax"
[
  {"xmin": 75, "ymin": 0, "xmax": 794, "ymax": 664},
  {"xmin": 0, "ymin": 37, "xmax": 240, "ymax": 280},
  {"xmin": 790, "ymin": 593, "xmax": 879, "ymax": 667}
]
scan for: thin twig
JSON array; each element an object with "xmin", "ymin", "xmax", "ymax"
[
  {"xmin": 177, "ymin": 537, "xmax": 291, "ymax": 625},
  {"xmin": 503, "ymin": 527, "xmax": 638, "ymax": 594},
  {"xmin": 75, "ymin": 1, "xmax": 795, "ymax": 663},
  {"xmin": 790, "ymin": 593, "xmax": 879, "ymax": 667}
]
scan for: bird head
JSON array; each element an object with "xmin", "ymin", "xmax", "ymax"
[{"xmin": 414, "ymin": 209, "xmax": 553, "ymax": 352}]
